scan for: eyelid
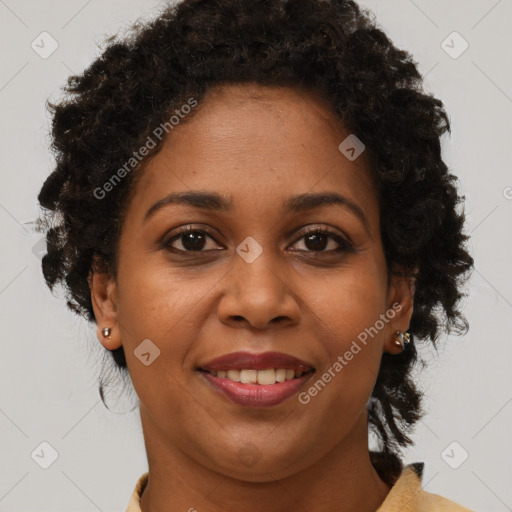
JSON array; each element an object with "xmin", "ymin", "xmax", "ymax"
[
  {"xmin": 164, "ymin": 224, "xmax": 224, "ymax": 243},
  {"xmin": 161, "ymin": 224, "xmax": 225, "ymax": 252},
  {"xmin": 292, "ymin": 224, "xmax": 352, "ymax": 243}
]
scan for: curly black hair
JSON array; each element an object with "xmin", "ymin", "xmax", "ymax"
[{"xmin": 35, "ymin": 0, "xmax": 474, "ymax": 485}]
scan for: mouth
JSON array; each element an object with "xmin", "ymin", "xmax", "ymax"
[
  {"xmin": 197, "ymin": 351, "xmax": 315, "ymax": 407},
  {"xmin": 198, "ymin": 367, "xmax": 312, "ymax": 385}
]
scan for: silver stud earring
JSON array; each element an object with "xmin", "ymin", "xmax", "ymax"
[{"xmin": 102, "ymin": 327, "xmax": 112, "ymax": 338}]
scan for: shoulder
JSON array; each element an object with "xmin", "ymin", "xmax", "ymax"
[
  {"xmin": 125, "ymin": 471, "xmax": 149, "ymax": 512},
  {"xmin": 377, "ymin": 463, "xmax": 475, "ymax": 512},
  {"xmin": 127, "ymin": 465, "xmax": 475, "ymax": 512}
]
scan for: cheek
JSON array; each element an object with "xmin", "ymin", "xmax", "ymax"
[
  {"xmin": 118, "ymin": 254, "xmax": 211, "ymax": 332},
  {"xmin": 115, "ymin": 261, "xmax": 213, "ymax": 387},
  {"xmin": 304, "ymin": 260, "xmax": 388, "ymax": 344},
  {"xmin": 299, "ymin": 265, "xmax": 387, "ymax": 400}
]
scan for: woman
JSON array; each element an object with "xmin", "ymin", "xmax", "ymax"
[{"xmin": 35, "ymin": 0, "xmax": 475, "ymax": 510}]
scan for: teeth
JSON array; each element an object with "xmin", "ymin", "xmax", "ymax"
[
  {"xmin": 226, "ymin": 369, "xmax": 241, "ymax": 382},
  {"xmin": 275, "ymin": 369, "xmax": 287, "ymax": 382},
  {"xmin": 257, "ymin": 369, "xmax": 275, "ymax": 385},
  {"xmin": 209, "ymin": 368, "xmax": 306, "ymax": 385},
  {"xmin": 240, "ymin": 369, "xmax": 257, "ymax": 384}
]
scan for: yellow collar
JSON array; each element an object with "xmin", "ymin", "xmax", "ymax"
[{"xmin": 125, "ymin": 463, "xmax": 473, "ymax": 512}]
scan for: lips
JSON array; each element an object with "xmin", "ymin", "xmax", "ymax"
[
  {"xmin": 197, "ymin": 351, "xmax": 315, "ymax": 407},
  {"xmin": 199, "ymin": 351, "xmax": 314, "ymax": 372}
]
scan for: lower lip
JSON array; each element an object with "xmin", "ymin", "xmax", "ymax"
[{"xmin": 199, "ymin": 371, "xmax": 314, "ymax": 407}]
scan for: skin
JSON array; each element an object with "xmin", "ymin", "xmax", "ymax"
[{"xmin": 89, "ymin": 83, "xmax": 415, "ymax": 512}]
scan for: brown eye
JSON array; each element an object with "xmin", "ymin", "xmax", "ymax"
[
  {"xmin": 164, "ymin": 228, "xmax": 223, "ymax": 253},
  {"xmin": 289, "ymin": 228, "xmax": 354, "ymax": 253},
  {"xmin": 174, "ymin": 231, "xmax": 207, "ymax": 251}
]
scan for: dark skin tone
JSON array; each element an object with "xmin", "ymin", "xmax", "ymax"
[{"xmin": 89, "ymin": 83, "xmax": 414, "ymax": 512}]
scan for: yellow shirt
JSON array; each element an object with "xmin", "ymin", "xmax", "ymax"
[{"xmin": 125, "ymin": 463, "xmax": 474, "ymax": 511}]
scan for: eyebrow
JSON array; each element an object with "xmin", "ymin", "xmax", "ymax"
[{"xmin": 143, "ymin": 190, "xmax": 371, "ymax": 235}]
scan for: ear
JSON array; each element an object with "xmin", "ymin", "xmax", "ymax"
[
  {"xmin": 383, "ymin": 266, "xmax": 416, "ymax": 355},
  {"xmin": 88, "ymin": 267, "xmax": 122, "ymax": 350}
]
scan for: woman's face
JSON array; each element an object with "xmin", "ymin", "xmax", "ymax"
[{"xmin": 91, "ymin": 83, "xmax": 413, "ymax": 481}]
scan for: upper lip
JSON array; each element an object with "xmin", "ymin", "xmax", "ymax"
[{"xmin": 199, "ymin": 351, "xmax": 314, "ymax": 372}]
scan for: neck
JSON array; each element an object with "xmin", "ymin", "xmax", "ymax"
[{"xmin": 139, "ymin": 407, "xmax": 391, "ymax": 512}]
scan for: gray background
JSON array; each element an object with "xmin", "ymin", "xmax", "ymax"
[{"xmin": 1, "ymin": 0, "xmax": 511, "ymax": 510}]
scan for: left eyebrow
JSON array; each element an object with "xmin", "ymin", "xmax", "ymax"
[
  {"xmin": 143, "ymin": 190, "xmax": 371, "ymax": 236},
  {"xmin": 143, "ymin": 191, "xmax": 232, "ymax": 224}
]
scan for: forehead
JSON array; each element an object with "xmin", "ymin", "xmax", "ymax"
[{"xmin": 126, "ymin": 83, "xmax": 378, "ymax": 226}]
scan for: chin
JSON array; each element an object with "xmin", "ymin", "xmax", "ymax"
[{"xmin": 204, "ymin": 442, "xmax": 314, "ymax": 483}]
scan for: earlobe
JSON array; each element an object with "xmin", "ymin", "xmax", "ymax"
[
  {"xmin": 88, "ymin": 269, "xmax": 122, "ymax": 350},
  {"xmin": 383, "ymin": 270, "xmax": 416, "ymax": 355}
]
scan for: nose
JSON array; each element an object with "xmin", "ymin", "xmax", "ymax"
[{"xmin": 217, "ymin": 249, "xmax": 301, "ymax": 330}]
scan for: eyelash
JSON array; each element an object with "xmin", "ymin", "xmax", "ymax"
[{"xmin": 162, "ymin": 225, "xmax": 354, "ymax": 255}]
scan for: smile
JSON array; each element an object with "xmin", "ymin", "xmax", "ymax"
[
  {"xmin": 197, "ymin": 351, "xmax": 315, "ymax": 407},
  {"xmin": 203, "ymin": 367, "xmax": 307, "ymax": 384}
]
